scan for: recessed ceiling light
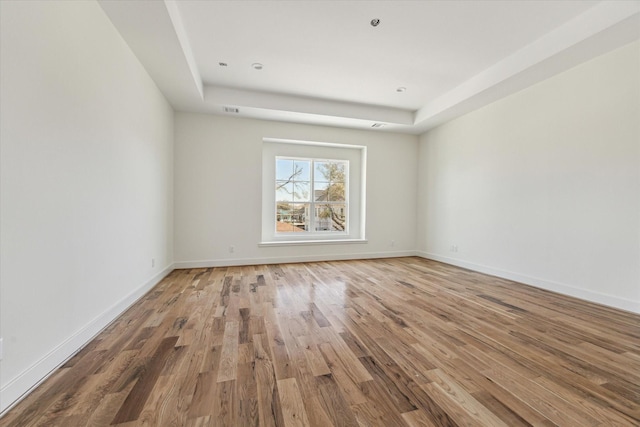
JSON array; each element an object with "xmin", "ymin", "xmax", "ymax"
[
  {"xmin": 252, "ymin": 63, "xmax": 263, "ymax": 70},
  {"xmin": 219, "ymin": 62, "xmax": 228, "ymax": 67},
  {"xmin": 370, "ymin": 19, "xmax": 380, "ymax": 27},
  {"xmin": 396, "ymin": 87, "xmax": 406, "ymax": 93}
]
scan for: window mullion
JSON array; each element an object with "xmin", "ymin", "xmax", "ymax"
[{"xmin": 310, "ymin": 159, "xmax": 315, "ymax": 232}]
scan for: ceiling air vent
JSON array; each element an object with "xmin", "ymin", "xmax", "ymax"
[
  {"xmin": 371, "ymin": 123, "xmax": 385, "ymax": 128},
  {"xmin": 223, "ymin": 106, "xmax": 239, "ymax": 113}
]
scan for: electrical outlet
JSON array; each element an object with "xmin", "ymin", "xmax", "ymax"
[
  {"xmin": 391, "ymin": 240, "xmax": 395, "ymax": 247},
  {"xmin": 151, "ymin": 258, "xmax": 155, "ymax": 268},
  {"xmin": 229, "ymin": 246, "xmax": 235, "ymax": 253},
  {"xmin": 450, "ymin": 245, "xmax": 459, "ymax": 252}
]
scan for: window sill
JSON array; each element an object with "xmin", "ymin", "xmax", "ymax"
[{"xmin": 259, "ymin": 239, "xmax": 368, "ymax": 247}]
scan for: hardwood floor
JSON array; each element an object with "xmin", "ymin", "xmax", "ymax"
[{"xmin": 2, "ymin": 257, "xmax": 639, "ymax": 426}]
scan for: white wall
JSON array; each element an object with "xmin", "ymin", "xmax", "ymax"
[
  {"xmin": 174, "ymin": 113, "xmax": 418, "ymax": 266},
  {"xmin": 0, "ymin": 0, "xmax": 174, "ymax": 412},
  {"xmin": 417, "ymin": 41, "xmax": 640, "ymax": 313}
]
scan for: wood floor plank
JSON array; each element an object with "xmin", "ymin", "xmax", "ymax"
[
  {"xmin": 425, "ymin": 369, "xmax": 509, "ymax": 427},
  {"xmin": 288, "ymin": 363, "xmax": 335, "ymax": 427},
  {"xmin": 296, "ymin": 335, "xmax": 332, "ymax": 377},
  {"xmin": 217, "ymin": 321, "xmax": 240, "ymax": 383},
  {"xmin": 188, "ymin": 371, "xmax": 218, "ymax": 419},
  {"xmin": 253, "ymin": 333, "xmax": 286, "ymax": 427},
  {"xmin": 480, "ymin": 368, "xmax": 601, "ymax": 426},
  {"xmin": 358, "ymin": 355, "xmax": 418, "ymax": 414},
  {"xmin": 277, "ymin": 377, "xmax": 311, "ymax": 427},
  {"xmin": 84, "ymin": 382, "xmax": 136, "ymax": 426},
  {"xmin": 470, "ymin": 390, "xmax": 532, "ymax": 427},
  {"xmin": 214, "ymin": 379, "xmax": 237, "ymax": 426},
  {"xmin": 401, "ymin": 409, "xmax": 440, "ymax": 427},
  {"xmin": 357, "ymin": 379, "xmax": 412, "ymax": 426},
  {"xmin": 2, "ymin": 258, "xmax": 639, "ymax": 427},
  {"xmin": 238, "ymin": 357, "xmax": 260, "ymax": 426},
  {"xmin": 110, "ymin": 336, "xmax": 179, "ymax": 424},
  {"xmin": 317, "ymin": 342, "xmax": 368, "ymax": 406},
  {"xmin": 314, "ymin": 374, "xmax": 359, "ymax": 427}
]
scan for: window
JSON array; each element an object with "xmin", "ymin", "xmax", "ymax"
[
  {"xmin": 275, "ymin": 158, "xmax": 348, "ymax": 234},
  {"xmin": 261, "ymin": 138, "xmax": 366, "ymax": 245}
]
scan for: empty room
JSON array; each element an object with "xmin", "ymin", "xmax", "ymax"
[{"xmin": 1, "ymin": 0, "xmax": 639, "ymax": 425}]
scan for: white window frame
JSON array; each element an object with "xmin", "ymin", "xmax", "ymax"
[{"xmin": 261, "ymin": 138, "xmax": 367, "ymax": 245}]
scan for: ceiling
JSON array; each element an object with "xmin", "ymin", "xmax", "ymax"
[{"xmin": 98, "ymin": 0, "xmax": 640, "ymax": 134}]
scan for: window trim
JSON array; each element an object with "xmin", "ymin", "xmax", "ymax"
[{"xmin": 261, "ymin": 138, "xmax": 367, "ymax": 245}]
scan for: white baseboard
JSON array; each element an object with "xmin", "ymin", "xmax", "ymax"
[
  {"xmin": 174, "ymin": 250, "xmax": 418, "ymax": 269},
  {"xmin": 417, "ymin": 252, "xmax": 640, "ymax": 314},
  {"xmin": 0, "ymin": 264, "xmax": 174, "ymax": 415}
]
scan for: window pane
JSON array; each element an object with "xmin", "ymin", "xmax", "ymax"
[
  {"xmin": 276, "ymin": 159, "xmax": 294, "ymax": 181},
  {"xmin": 314, "ymin": 161, "xmax": 329, "ymax": 182},
  {"xmin": 291, "ymin": 203, "xmax": 309, "ymax": 231},
  {"xmin": 276, "ymin": 181, "xmax": 293, "ymax": 201},
  {"xmin": 294, "ymin": 160, "xmax": 311, "ymax": 181},
  {"xmin": 331, "ymin": 182, "xmax": 347, "ymax": 202},
  {"xmin": 276, "ymin": 202, "xmax": 292, "ymax": 223},
  {"xmin": 276, "ymin": 202, "xmax": 308, "ymax": 232},
  {"xmin": 328, "ymin": 182, "xmax": 345, "ymax": 201},
  {"xmin": 293, "ymin": 181, "xmax": 310, "ymax": 202},
  {"xmin": 314, "ymin": 204, "xmax": 346, "ymax": 232},
  {"xmin": 314, "ymin": 181, "xmax": 344, "ymax": 201},
  {"xmin": 276, "ymin": 202, "xmax": 293, "ymax": 230},
  {"xmin": 313, "ymin": 181, "xmax": 330, "ymax": 201},
  {"xmin": 315, "ymin": 161, "xmax": 346, "ymax": 184},
  {"xmin": 276, "ymin": 221, "xmax": 303, "ymax": 232}
]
